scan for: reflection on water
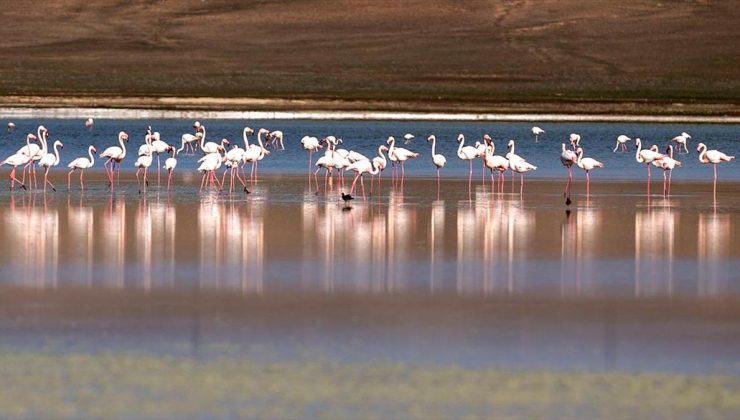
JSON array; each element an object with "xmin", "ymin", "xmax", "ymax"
[{"xmin": 0, "ymin": 182, "xmax": 738, "ymax": 298}]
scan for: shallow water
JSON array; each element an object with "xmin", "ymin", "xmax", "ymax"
[{"xmin": 2, "ymin": 118, "xmax": 739, "ymax": 180}]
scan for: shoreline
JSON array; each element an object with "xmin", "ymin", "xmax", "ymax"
[{"xmin": 1, "ymin": 97, "xmax": 740, "ymax": 123}]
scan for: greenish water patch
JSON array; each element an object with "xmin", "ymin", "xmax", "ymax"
[{"xmin": 0, "ymin": 351, "xmax": 738, "ymax": 418}]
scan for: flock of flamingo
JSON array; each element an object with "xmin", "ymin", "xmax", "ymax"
[{"xmin": 0, "ymin": 121, "xmax": 735, "ymax": 201}]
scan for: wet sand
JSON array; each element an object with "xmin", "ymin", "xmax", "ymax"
[{"xmin": 0, "ymin": 175, "xmax": 738, "ymax": 417}]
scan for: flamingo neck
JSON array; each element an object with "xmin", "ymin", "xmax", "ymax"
[
  {"xmin": 387, "ymin": 138, "xmax": 395, "ymax": 156},
  {"xmin": 199, "ymin": 126, "xmax": 207, "ymax": 151},
  {"xmin": 40, "ymin": 130, "xmax": 48, "ymax": 155},
  {"xmin": 377, "ymin": 145, "xmax": 386, "ymax": 161},
  {"xmin": 457, "ymin": 137, "xmax": 465, "ymax": 158},
  {"xmin": 508, "ymin": 141, "xmax": 516, "ymax": 156},
  {"xmin": 120, "ymin": 134, "xmax": 127, "ymax": 157},
  {"xmin": 26, "ymin": 134, "xmax": 33, "ymax": 150},
  {"xmin": 177, "ymin": 139, "xmax": 186, "ymax": 154},
  {"xmin": 53, "ymin": 142, "xmax": 61, "ymax": 165},
  {"xmin": 430, "ymin": 137, "xmax": 437, "ymax": 157},
  {"xmin": 698, "ymin": 147, "xmax": 708, "ymax": 163},
  {"xmin": 243, "ymin": 129, "xmax": 251, "ymax": 149},
  {"xmin": 635, "ymin": 140, "xmax": 644, "ymax": 163},
  {"xmin": 88, "ymin": 147, "xmax": 95, "ymax": 164}
]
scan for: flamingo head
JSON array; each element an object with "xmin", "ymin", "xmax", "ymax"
[
  {"xmin": 696, "ymin": 143, "xmax": 706, "ymax": 153},
  {"xmin": 58, "ymin": 142, "xmax": 64, "ymax": 149},
  {"xmin": 259, "ymin": 128, "xmax": 270, "ymax": 136},
  {"xmin": 120, "ymin": 132, "xmax": 129, "ymax": 142},
  {"xmin": 682, "ymin": 132, "xmax": 691, "ymax": 138},
  {"xmin": 337, "ymin": 138, "xmax": 344, "ymax": 145},
  {"xmin": 507, "ymin": 139, "xmax": 514, "ymax": 149},
  {"xmin": 634, "ymin": 138, "xmax": 642, "ymax": 148},
  {"xmin": 27, "ymin": 134, "xmax": 38, "ymax": 142},
  {"xmin": 456, "ymin": 134, "xmax": 464, "ymax": 143},
  {"xmin": 386, "ymin": 136, "xmax": 395, "ymax": 145},
  {"xmin": 193, "ymin": 121, "xmax": 201, "ymax": 129},
  {"xmin": 91, "ymin": 146, "xmax": 97, "ymax": 153},
  {"xmin": 426, "ymin": 135, "xmax": 435, "ymax": 142},
  {"xmin": 380, "ymin": 145, "xmax": 389, "ymax": 152},
  {"xmin": 244, "ymin": 127, "xmax": 254, "ymax": 135},
  {"xmin": 222, "ymin": 138, "xmax": 230, "ymax": 146},
  {"xmin": 483, "ymin": 134, "xmax": 492, "ymax": 144}
]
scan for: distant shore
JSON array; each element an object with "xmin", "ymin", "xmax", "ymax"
[{"xmin": 0, "ymin": 102, "xmax": 740, "ymax": 124}]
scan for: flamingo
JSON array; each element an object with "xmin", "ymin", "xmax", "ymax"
[
  {"xmin": 672, "ymin": 132, "xmax": 691, "ymax": 154},
  {"xmin": 330, "ymin": 140, "xmax": 352, "ymax": 187},
  {"xmin": 483, "ymin": 142, "xmax": 509, "ymax": 192},
  {"xmin": 386, "ymin": 136, "xmax": 419, "ymax": 181},
  {"xmin": 38, "ymin": 140, "xmax": 64, "ymax": 193},
  {"xmin": 85, "ymin": 118, "xmax": 94, "ymax": 130},
  {"xmin": 197, "ymin": 152, "xmax": 223, "ymax": 191},
  {"xmin": 697, "ymin": 142, "xmax": 734, "ymax": 197},
  {"xmin": 195, "ymin": 122, "xmax": 231, "ymax": 155},
  {"xmin": 456, "ymin": 134, "xmax": 479, "ymax": 187},
  {"xmin": 509, "ymin": 156, "xmax": 537, "ymax": 194},
  {"xmin": 347, "ymin": 159, "xmax": 379, "ymax": 197},
  {"xmin": 575, "ymin": 147, "xmax": 604, "ymax": 196},
  {"xmin": 67, "ymin": 146, "xmax": 96, "ymax": 191},
  {"xmin": 532, "ymin": 126, "xmax": 545, "ymax": 143},
  {"xmin": 18, "ymin": 126, "xmax": 46, "ymax": 187},
  {"xmin": 403, "ymin": 133, "xmax": 414, "ymax": 145},
  {"xmin": 347, "ymin": 150, "xmax": 369, "ymax": 163},
  {"xmin": 242, "ymin": 128, "xmax": 270, "ymax": 182},
  {"xmin": 179, "ymin": 131, "xmax": 201, "ymax": 155},
  {"xmin": 560, "ymin": 143, "xmax": 578, "ymax": 197},
  {"xmin": 635, "ymin": 138, "xmax": 665, "ymax": 193},
  {"xmin": 569, "ymin": 133, "xmax": 581, "ymax": 150},
  {"xmin": 164, "ymin": 146, "xmax": 178, "ymax": 190},
  {"xmin": 614, "ymin": 135, "xmax": 631, "ymax": 152},
  {"xmin": 100, "ymin": 131, "xmax": 129, "ymax": 188},
  {"xmin": 269, "ymin": 130, "xmax": 285, "ymax": 150},
  {"xmin": 371, "ymin": 144, "xmax": 388, "ymax": 186},
  {"xmin": 314, "ymin": 144, "xmax": 336, "ymax": 189},
  {"xmin": 149, "ymin": 131, "xmax": 172, "ymax": 186},
  {"xmin": 7, "ymin": 122, "xmax": 15, "ymax": 132},
  {"xmin": 1, "ymin": 132, "xmax": 37, "ymax": 190},
  {"xmin": 134, "ymin": 134, "xmax": 153, "ymax": 193},
  {"xmin": 427, "ymin": 135, "xmax": 447, "ymax": 183},
  {"xmin": 653, "ymin": 145, "xmax": 681, "ymax": 196},
  {"xmin": 300, "ymin": 135, "xmax": 322, "ymax": 173}
]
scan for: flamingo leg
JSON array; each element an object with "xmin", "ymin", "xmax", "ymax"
[
  {"xmin": 350, "ymin": 173, "xmax": 360, "ymax": 194},
  {"xmin": 221, "ymin": 168, "xmax": 229, "ymax": 189},
  {"xmin": 200, "ymin": 172, "xmax": 207, "ymax": 191},
  {"xmin": 157, "ymin": 154, "xmax": 161, "ymax": 187},
  {"xmin": 67, "ymin": 169, "xmax": 73, "ymax": 191},
  {"xmin": 668, "ymin": 169, "xmax": 673, "ymax": 195},
  {"xmin": 586, "ymin": 171, "xmax": 591, "ymax": 197},
  {"xmin": 136, "ymin": 168, "xmax": 141, "ymax": 192},
  {"xmin": 10, "ymin": 167, "xmax": 26, "ymax": 190},
  {"xmin": 79, "ymin": 169, "xmax": 84, "ymax": 190},
  {"xmin": 713, "ymin": 164, "xmax": 718, "ymax": 198},
  {"xmin": 663, "ymin": 171, "xmax": 667, "ymax": 197},
  {"xmin": 167, "ymin": 169, "xmax": 173, "ymax": 190},
  {"xmin": 520, "ymin": 172, "xmax": 524, "ymax": 195}
]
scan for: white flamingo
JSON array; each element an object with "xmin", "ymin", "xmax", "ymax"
[
  {"xmin": 427, "ymin": 135, "xmax": 447, "ymax": 182},
  {"xmin": 403, "ymin": 133, "xmax": 415, "ymax": 145},
  {"xmin": 197, "ymin": 152, "xmax": 223, "ymax": 191},
  {"xmin": 653, "ymin": 145, "xmax": 681, "ymax": 196},
  {"xmin": 269, "ymin": 130, "xmax": 285, "ymax": 150},
  {"xmin": 300, "ymin": 135, "xmax": 322, "ymax": 173},
  {"xmin": 614, "ymin": 135, "xmax": 631, "ymax": 152},
  {"xmin": 241, "ymin": 128, "xmax": 270, "ymax": 181},
  {"xmin": 314, "ymin": 145, "xmax": 336, "ymax": 188},
  {"xmin": 164, "ymin": 147, "xmax": 177, "ymax": 190},
  {"xmin": 18, "ymin": 126, "xmax": 46, "ymax": 187},
  {"xmin": 85, "ymin": 118, "xmax": 94, "ymax": 130},
  {"xmin": 387, "ymin": 136, "xmax": 419, "ymax": 180},
  {"xmin": 456, "ymin": 134, "xmax": 479, "ymax": 187},
  {"xmin": 672, "ymin": 132, "xmax": 691, "ymax": 154},
  {"xmin": 635, "ymin": 138, "xmax": 665, "ymax": 192},
  {"xmin": 179, "ymin": 131, "xmax": 201, "ymax": 155},
  {"xmin": 194, "ymin": 122, "xmax": 230, "ymax": 155},
  {"xmin": 697, "ymin": 142, "xmax": 734, "ymax": 197},
  {"xmin": 371, "ymin": 144, "xmax": 388, "ymax": 186},
  {"xmin": 38, "ymin": 140, "xmax": 64, "ymax": 192},
  {"xmin": 134, "ymin": 134, "xmax": 153, "ymax": 193},
  {"xmin": 506, "ymin": 139, "xmax": 537, "ymax": 192},
  {"xmin": 100, "ymin": 131, "xmax": 129, "ymax": 187},
  {"xmin": 569, "ymin": 133, "xmax": 581, "ymax": 149},
  {"xmin": 560, "ymin": 143, "xmax": 578, "ymax": 196},
  {"xmin": 347, "ymin": 159, "xmax": 379, "ymax": 197},
  {"xmin": 7, "ymin": 122, "xmax": 15, "ymax": 132},
  {"xmin": 483, "ymin": 142, "xmax": 509, "ymax": 191},
  {"xmin": 532, "ymin": 126, "xmax": 545, "ymax": 143},
  {"xmin": 1, "ymin": 132, "xmax": 36, "ymax": 190},
  {"xmin": 149, "ymin": 131, "xmax": 172, "ymax": 186},
  {"xmin": 67, "ymin": 145, "xmax": 96, "ymax": 190},
  {"xmin": 575, "ymin": 147, "xmax": 604, "ymax": 195}
]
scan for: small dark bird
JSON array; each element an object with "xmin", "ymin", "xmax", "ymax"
[
  {"xmin": 244, "ymin": 187, "xmax": 250, "ymax": 194},
  {"xmin": 565, "ymin": 196, "xmax": 572, "ymax": 206},
  {"xmin": 341, "ymin": 192, "xmax": 354, "ymax": 205}
]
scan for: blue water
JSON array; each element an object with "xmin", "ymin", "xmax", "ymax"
[{"xmin": 2, "ymin": 119, "xmax": 738, "ymax": 180}]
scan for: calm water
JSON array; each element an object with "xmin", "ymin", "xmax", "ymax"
[
  {"xmin": 0, "ymin": 119, "xmax": 739, "ymax": 379},
  {"xmin": 1, "ymin": 119, "xmax": 739, "ymax": 180}
]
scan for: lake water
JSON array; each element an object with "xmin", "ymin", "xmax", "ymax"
[
  {"xmin": 0, "ymin": 119, "xmax": 738, "ymax": 416},
  {"xmin": 2, "ymin": 119, "xmax": 738, "ymax": 180}
]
